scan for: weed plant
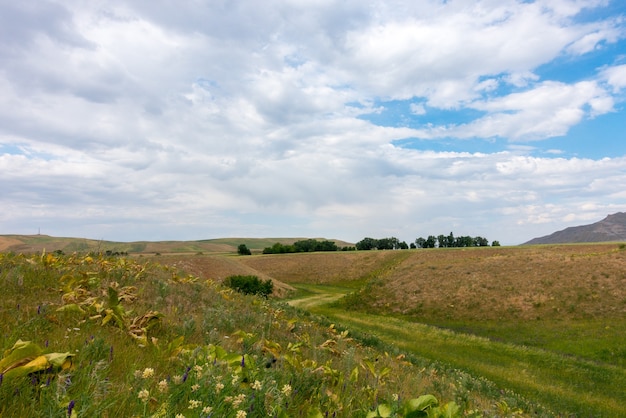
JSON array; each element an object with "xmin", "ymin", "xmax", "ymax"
[{"xmin": 0, "ymin": 251, "xmax": 525, "ymax": 417}]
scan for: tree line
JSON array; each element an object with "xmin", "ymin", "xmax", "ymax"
[
  {"xmin": 261, "ymin": 239, "xmax": 355, "ymax": 254},
  {"xmin": 238, "ymin": 233, "xmax": 500, "ymax": 256},
  {"xmin": 356, "ymin": 232, "xmax": 500, "ymax": 250}
]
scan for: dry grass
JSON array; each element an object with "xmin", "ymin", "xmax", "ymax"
[
  {"xmin": 376, "ymin": 244, "xmax": 626, "ymax": 321},
  {"xmin": 148, "ymin": 244, "xmax": 626, "ymax": 322}
]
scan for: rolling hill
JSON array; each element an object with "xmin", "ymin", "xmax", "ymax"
[{"xmin": 0, "ymin": 234, "xmax": 353, "ymax": 254}]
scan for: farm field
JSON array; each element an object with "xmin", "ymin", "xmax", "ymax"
[{"xmin": 1, "ymin": 240, "xmax": 625, "ymax": 416}]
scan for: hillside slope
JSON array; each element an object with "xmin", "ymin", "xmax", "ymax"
[
  {"xmin": 0, "ymin": 235, "xmax": 352, "ymax": 254},
  {"xmin": 525, "ymin": 212, "xmax": 626, "ymax": 244}
]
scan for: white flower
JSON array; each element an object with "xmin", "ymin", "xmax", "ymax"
[
  {"xmin": 236, "ymin": 411, "xmax": 247, "ymax": 418},
  {"xmin": 142, "ymin": 368, "xmax": 155, "ymax": 379},
  {"xmin": 281, "ymin": 384, "xmax": 292, "ymax": 397},
  {"xmin": 138, "ymin": 389, "xmax": 150, "ymax": 403},
  {"xmin": 158, "ymin": 379, "xmax": 168, "ymax": 393},
  {"xmin": 232, "ymin": 393, "xmax": 246, "ymax": 408},
  {"xmin": 251, "ymin": 380, "xmax": 262, "ymax": 391}
]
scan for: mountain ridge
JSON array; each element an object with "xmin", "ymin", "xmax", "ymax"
[{"xmin": 524, "ymin": 212, "xmax": 626, "ymax": 244}]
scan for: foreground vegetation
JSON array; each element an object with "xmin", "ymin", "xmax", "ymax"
[
  {"xmin": 3, "ymin": 242, "xmax": 624, "ymax": 416},
  {"xmin": 1, "ymin": 251, "xmax": 548, "ymax": 417}
]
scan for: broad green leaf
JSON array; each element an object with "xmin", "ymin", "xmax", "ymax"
[
  {"xmin": 307, "ymin": 408, "xmax": 324, "ymax": 418},
  {"xmin": 405, "ymin": 395, "xmax": 439, "ymax": 418},
  {"xmin": 0, "ymin": 340, "xmax": 43, "ymax": 371},
  {"xmin": 377, "ymin": 403, "xmax": 392, "ymax": 417},
  {"xmin": 440, "ymin": 402, "xmax": 460, "ymax": 418}
]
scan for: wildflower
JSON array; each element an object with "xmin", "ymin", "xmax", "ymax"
[
  {"xmin": 134, "ymin": 370, "xmax": 142, "ymax": 379},
  {"xmin": 158, "ymin": 379, "xmax": 168, "ymax": 393},
  {"xmin": 392, "ymin": 393, "xmax": 399, "ymax": 402},
  {"xmin": 251, "ymin": 380, "xmax": 262, "ymax": 391},
  {"xmin": 188, "ymin": 399, "xmax": 201, "ymax": 409},
  {"xmin": 231, "ymin": 374, "xmax": 239, "ymax": 385},
  {"xmin": 138, "ymin": 389, "xmax": 150, "ymax": 403},
  {"xmin": 281, "ymin": 384, "xmax": 292, "ymax": 397},
  {"xmin": 215, "ymin": 382, "xmax": 225, "ymax": 393},
  {"xmin": 175, "ymin": 414, "xmax": 185, "ymax": 418},
  {"xmin": 202, "ymin": 406, "xmax": 213, "ymax": 414},
  {"xmin": 236, "ymin": 411, "xmax": 247, "ymax": 418},
  {"xmin": 232, "ymin": 393, "xmax": 246, "ymax": 408},
  {"xmin": 193, "ymin": 364, "xmax": 203, "ymax": 373},
  {"xmin": 173, "ymin": 375, "xmax": 183, "ymax": 384},
  {"xmin": 142, "ymin": 368, "xmax": 155, "ymax": 379},
  {"xmin": 191, "ymin": 383, "xmax": 200, "ymax": 392},
  {"xmin": 67, "ymin": 400, "xmax": 75, "ymax": 417}
]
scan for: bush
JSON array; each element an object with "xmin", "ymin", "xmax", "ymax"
[
  {"xmin": 237, "ymin": 244, "xmax": 252, "ymax": 255},
  {"xmin": 223, "ymin": 275, "xmax": 273, "ymax": 297}
]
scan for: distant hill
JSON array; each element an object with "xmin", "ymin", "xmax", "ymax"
[
  {"xmin": 524, "ymin": 212, "xmax": 626, "ymax": 244},
  {"xmin": 0, "ymin": 235, "xmax": 354, "ymax": 254}
]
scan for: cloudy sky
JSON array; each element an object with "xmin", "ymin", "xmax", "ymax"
[{"xmin": 1, "ymin": 0, "xmax": 626, "ymax": 245}]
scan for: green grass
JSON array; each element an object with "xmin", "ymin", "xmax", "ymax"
[
  {"xmin": 286, "ymin": 268, "xmax": 626, "ymax": 418},
  {"xmin": 294, "ymin": 297, "xmax": 626, "ymax": 417},
  {"xmin": 428, "ymin": 319, "xmax": 626, "ymax": 367},
  {"xmin": 2, "ymin": 251, "xmax": 532, "ymax": 417}
]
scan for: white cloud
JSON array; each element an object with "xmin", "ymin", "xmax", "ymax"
[
  {"xmin": 601, "ymin": 63, "xmax": 626, "ymax": 91},
  {"xmin": 0, "ymin": 0, "xmax": 625, "ymax": 245}
]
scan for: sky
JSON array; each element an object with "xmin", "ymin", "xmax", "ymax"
[{"xmin": 1, "ymin": 0, "xmax": 626, "ymax": 246}]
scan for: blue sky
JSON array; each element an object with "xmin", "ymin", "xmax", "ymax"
[{"xmin": 1, "ymin": 0, "xmax": 626, "ymax": 245}]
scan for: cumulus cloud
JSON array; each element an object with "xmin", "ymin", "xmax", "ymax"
[{"xmin": 1, "ymin": 0, "xmax": 625, "ymax": 244}]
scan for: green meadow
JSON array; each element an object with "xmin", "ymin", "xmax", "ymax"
[{"xmin": 1, "ymin": 241, "xmax": 625, "ymax": 416}]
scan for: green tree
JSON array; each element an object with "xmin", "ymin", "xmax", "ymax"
[
  {"xmin": 424, "ymin": 235, "xmax": 437, "ymax": 248},
  {"xmin": 237, "ymin": 244, "xmax": 252, "ymax": 255},
  {"xmin": 356, "ymin": 237, "xmax": 378, "ymax": 250}
]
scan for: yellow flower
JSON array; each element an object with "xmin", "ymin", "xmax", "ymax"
[
  {"xmin": 188, "ymin": 399, "xmax": 201, "ymax": 409},
  {"xmin": 191, "ymin": 384, "xmax": 200, "ymax": 392},
  {"xmin": 251, "ymin": 380, "xmax": 262, "ymax": 390},
  {"xmin": 142, "ymin": 368, "xmax": 155, "ymax": 379},
  {"xmin": 215, "ymin": 382, "xmax": 225, "ymax": 393},
  {"xmin": 202, "ymin": 406, "xmax": 213, "ymax": 414},
  {"xmin": 281, "ymin": 384, "xmax": 292, "ymax": 397},
  {"xmin": 232, "ymin": 393, "xmax": 246, "ymax": 408},
  {"xmin": 158, "ymin": 379, "xmax": 168, "ymax": 393},
  {"xmin": 236, "ymin": 411, "xmax": 247, "ymax": 418}
]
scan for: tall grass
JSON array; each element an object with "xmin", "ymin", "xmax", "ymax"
[{"xmin": 1, "ymin": 251, "xmax": 521, "ymax": 417}]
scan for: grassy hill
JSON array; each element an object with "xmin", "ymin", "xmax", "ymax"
[
  {"xmin": 2, "ymin": 241, "xmax": 625, "ymax": 416},
  {"xmin": 0, "ymin": 235, "xmax": 353, "ymax": 255}
]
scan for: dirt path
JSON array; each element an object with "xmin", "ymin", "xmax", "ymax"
[{"xmin": 287, "ymin": 286, "xmax": 347, "ymax": 309}]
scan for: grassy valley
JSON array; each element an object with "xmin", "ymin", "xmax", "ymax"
[{"xmin": 1, "ymin": 238, "xmax": 625, "ymax": 416}]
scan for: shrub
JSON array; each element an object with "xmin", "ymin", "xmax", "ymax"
[
  {"xmin": 237, "ymin": 244, "xmax": 252, "ymax": 255},
  {"xmin": 223, "ymin": 275, "xmax": 273, "ymax": 297}
]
